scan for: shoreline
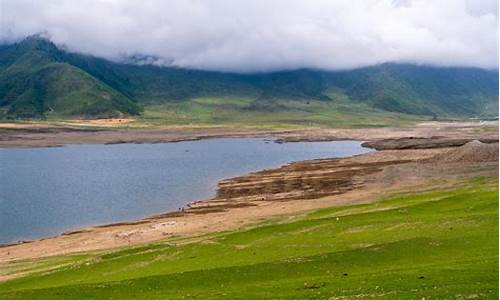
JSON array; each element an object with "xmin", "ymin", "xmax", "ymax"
[
  {"xmin": 0, "ymin": 148, "xmax": 497, "ymax": 265},
  {"xmin": 0, "ymin": 138, "xmax": 374, "ymax": 247},
  {"xmin": 0, "ymin": 121, "xmax": 497, "ymax": 265}
]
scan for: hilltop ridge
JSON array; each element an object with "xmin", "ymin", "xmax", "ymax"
[{"xmin": 0, "ymin": 36, "xmax": 498, "ymax": 119}]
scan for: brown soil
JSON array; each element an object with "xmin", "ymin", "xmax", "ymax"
[
  {"xmin": 362, "ymin": 137, "xmax": 498, "ymax": 150},
  {"xmin": 426, "ymin": 141, "xmax": 499, "ymax": 163}
]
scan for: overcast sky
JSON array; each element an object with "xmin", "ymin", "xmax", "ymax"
[{"xmin": 0, "ymin": 0, "xmax": 498, "ymax": 72}]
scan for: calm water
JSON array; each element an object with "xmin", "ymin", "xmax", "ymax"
[{"xmin": 0, "ymin": 139, "xmax": 372, "ymax": 244}]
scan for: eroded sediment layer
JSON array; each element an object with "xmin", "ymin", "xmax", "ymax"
[{"xmin": 362, "ymin": 137, "xmax": 499, "ymax": 150}]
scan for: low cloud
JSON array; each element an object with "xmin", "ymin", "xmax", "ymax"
[{"xmin": 1, "ymin": 0, "xmax": 498, "ymax": 72}]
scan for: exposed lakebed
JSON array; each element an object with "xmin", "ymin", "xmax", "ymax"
[{"xmin": 0, "ymin": 138, "xmax": 372, "ymax": 244}]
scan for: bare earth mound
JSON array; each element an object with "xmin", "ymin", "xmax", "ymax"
[{"xmin": 429, "ymin": 140, "xmax": 499, "ymax": 163}]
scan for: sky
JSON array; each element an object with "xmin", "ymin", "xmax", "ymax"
[{"xmin": 0, "ymin": 0, "xmax": 498, "ymax": 72}]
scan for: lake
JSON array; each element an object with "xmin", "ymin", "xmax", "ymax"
[{"xmin": 0, "ymin": 138, "xmax": 372, "ymax": 244}]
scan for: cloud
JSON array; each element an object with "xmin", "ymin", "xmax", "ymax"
[{"xmin": 0, "ymin": 0, "xmax": 498, "ymax": 72}]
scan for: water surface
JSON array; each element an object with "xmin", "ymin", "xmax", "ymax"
[{"xmin": 0, "ymin": 139, "xmax": 371, "ymax": 244}]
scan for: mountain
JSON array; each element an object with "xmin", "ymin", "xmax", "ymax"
[
  {"xmin": 0, "ymin": 36, "xmax": 141, "ymax": 118},
  {"xmin": 0, "ymin": 36, "xmax": 498, "ymax": 119}
]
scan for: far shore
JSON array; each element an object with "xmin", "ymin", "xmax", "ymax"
[{"xmin": 0, "ymin": 120, "xmax": 497, "ymax": 148}]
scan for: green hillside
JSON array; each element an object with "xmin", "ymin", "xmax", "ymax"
[
  {"xmin": 0, "ymin": 36, "xmax": 498, "ymax": 120},
  {"xmin": 0, "ymin": 177, "xmax": 497, "ymax": 299},
  {"xmin": 0, "ymin": 37, "xmax": 141, "ymax": 119},
  {"xmin": 327, "ymin": 64, "xmax": 499, "ymax": 116}
]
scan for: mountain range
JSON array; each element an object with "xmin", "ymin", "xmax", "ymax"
[{"xmin": 0, "ymin": 36, "xmax": 498, "ymax": 119}]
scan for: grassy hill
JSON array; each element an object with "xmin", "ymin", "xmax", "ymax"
[
  {"xmin": 0, "ymin": 177, "xmax": 497, "ymax": 299},
  {"xmin": 328, "ymin": 64, "xmax": 499, "ymax": 116},
  {"xmin": 0, "ymin": 37, "xmax": 141, "ymax": 119},
  {"xmin": 0, "ymin": 36, "xmax": 498, "ymax": 121}
]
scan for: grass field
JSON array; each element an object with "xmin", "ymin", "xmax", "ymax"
[
  {"xmin": 0, "ymin": 177, "xmax": 497, "ymax": 299},
  {"xmin": 137, "ymin": 97, "xmax": 425, "ymax": 129},
  {"xmin": 2, "ymin": 97, "xmax": 427, "ymax": 130}
]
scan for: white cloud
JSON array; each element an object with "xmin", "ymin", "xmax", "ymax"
[{"xmin": 0, "ymin": 0, "xmax": 498, "ymax": 72}]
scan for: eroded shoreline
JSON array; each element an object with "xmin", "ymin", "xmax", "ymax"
[{"xmin": 0, "ymin": 121, "xmax": 497, "ymax": 266}]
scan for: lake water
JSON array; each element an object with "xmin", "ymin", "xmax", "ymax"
[{"xmin": 0, "ymin": 139, "xmax": 372, "ymax": 244}]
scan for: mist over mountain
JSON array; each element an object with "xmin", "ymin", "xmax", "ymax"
[
  {"xmin": 0, "ymin": 36, "xmax": 497, "ymax": 119},
  {"xmin": 1, "ymin": 0, "xmax": 498, "ymax": 72}
]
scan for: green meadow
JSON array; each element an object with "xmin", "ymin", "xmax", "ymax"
[
  {"xmin": 0, "ymin": 177, "xmax": 497, "ymax": 299},
  {"xmin": 2, "ymin": 96, "xmax": 427, "ymax": 130},
  {"xmin": 135, "ymin": 97, "xmax": 424, "ymax": 129}
]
